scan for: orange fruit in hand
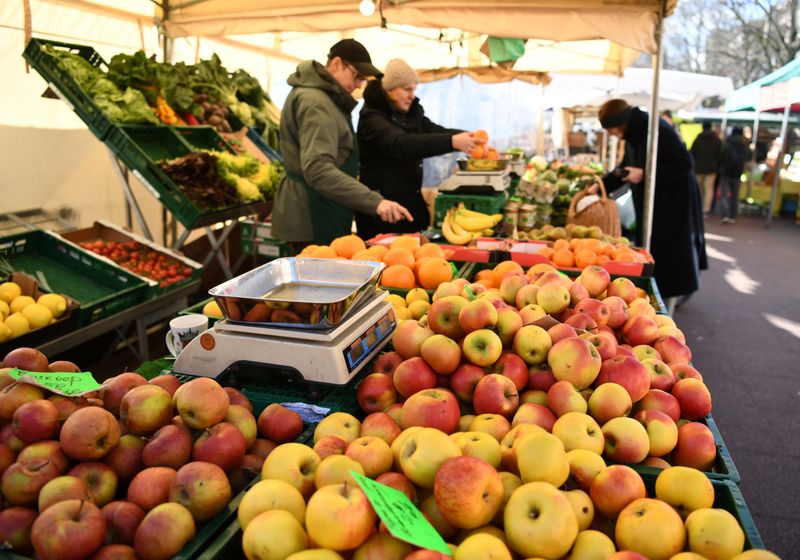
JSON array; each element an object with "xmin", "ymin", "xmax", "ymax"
[
  {"xmin": 552, "ymin": 249, "xmax": 575, "ymax": 268},
  {"xmin": 380, "ymin": 265, "xmax": 416, "ymax": 289},
  {"xmin": 485, "ymin": 148, "xmax": 499, "ymax": 160},
  {"xmin": 331, "ymin": 235, "xmax": 366, "ymax": 259},
  {"xmin": 417, "ymin": 258, "xmax": 453, "ymax": 290},
  {"xmin": 383, "ymin": 248, "xmax": 415, "ymax": 269},
  {"xmin": 470, "ymin": 145, "xmax": 485, "ymax": 159},
  {"xmin": 390, "ymin": 236, "xmax": 420, "ymax": 252},
  {"xmin": 472, "ymin": 130, "xmax": 489, "ymax": 142}
]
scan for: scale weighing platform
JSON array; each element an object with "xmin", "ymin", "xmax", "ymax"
[
  {"xmin": 439, "ymin": 170, "xmax": 512, "ymax": 194},
  {"xmin": 173, "ymin": 292, "xmax": 396, "ymax": 385}
]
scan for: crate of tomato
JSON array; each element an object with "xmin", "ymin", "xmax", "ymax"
[{"xmin": 60, "ymin": 220, "xmax": 202, "ymax": 298}]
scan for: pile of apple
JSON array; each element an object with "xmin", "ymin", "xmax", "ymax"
[
  {"xmin": 234, "ymin": 411, "xmax": 779, "ymax": 560},
  {"xmin": 0, "ymin": 346, "xmax": 307, "ymax": 560},
  {"xmin": 361, "ymin": 261, "xmax": 721, "ymax": 475}
]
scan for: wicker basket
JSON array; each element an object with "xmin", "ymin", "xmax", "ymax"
[{"xmin": 567, "ymin": 179, "xmax": 621, "ymax": 237}]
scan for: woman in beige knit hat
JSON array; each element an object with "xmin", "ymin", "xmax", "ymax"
[{"xmin": 355, "ymin": 58, "xmax": 485, "ymax": 238}]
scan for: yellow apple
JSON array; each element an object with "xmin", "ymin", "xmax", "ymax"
[
  {"xmin": 655, "ymin": 466, "xmax": 715, "ymax": 518},
  {"xmin": 242, "ymin": 509, "xmax": 307, "ymax": 560},
  {"xmin": 391, "ymin": 426, "xmax": 423, "ymax": 468},
  {"xmin": 552, "ymin": 412, "xmax": 605, "ymax": 455},
  {"xmin": 458, "ymin": 415, "xmax": 476, "ymax": 432},
  {"xmin": 305, "ymin": 482, "xmax": 376, "ymax": 551},
  {"xmin": 469, "ymin": 414, "xmax": 511, "ymax": 442},
  {"xmin": 434, "ymin": 456, "xmax": 503, "ymax": 529},
  {"xmin": 515, "ymin": 431, "xmax": 570, "ymax": 487},
  {"xmin": 567, "ymin": 529, "xmax": 616, "ymax": 560},
  {"xmin": 730, "ymin": 551, "xmax": 783, "ymax": 560},
  {"xmin": 261, "ymin": 442, "xmax": 321, "ymax": 499},
  {"xmin": 314, "ymin": 454, "xmax": 364, "ymax": 488},
  {"xmin": 455, "ymin": 533, "xmax": 512, "ymax": 560},
  {"xmin": 493, "ymin": 471, "xmax": 523, "ymax": 525},
  {"xmin": 566, "ymin": 449, "xmax": 606, "ymax": 492},
  {"xmin": 398, "ymin": 427, "xmax": 462, "ymax": 488},
  {"xmin": 314, "ymin": 412, "xmax": 362, "ymax": 445},
  {"xmin": 561, "ymin": 489, "xmax": 594, "ymax": 531},
  {"xmin": 346, "ymin": 436, "xmax": 393, "ymax": 478},
  {"xmin": 670, "ymin": 553, "xmax": 713, "ymax": 560},
  {"xmin": 685, "ymin": 508, "xmax": 745, "ymax": 560},
  {"xmin": 504, "ymin": 481, "xmax": 579, "ymax": 559},
  {"xmin": 238, "ymin": 479, "xmax": 306, "ymax": 529},
  {"xmin": 450, "ymin": 431, "xmax": 501, "ymax": 468},
  {"xmin": 616, "ymin": 498, "xmax": 686, "ymax": 560},
  {"xmin": 352, "ymin": 534, "xmax": 413, "ymax": 560},
  {"xmin": 499, "ymin": 423, "xmax": 546, "ymax": 474},
  {"xmin": 287, "ymin": 550, "xmax": 345, "ymax": 560},
  {"xmin": 457, "ymin": 524, "xmax": 507, "ymax": 545}
]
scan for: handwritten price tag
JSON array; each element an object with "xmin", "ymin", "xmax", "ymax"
[
  {"xmin": 351, "ymin": 471, "xmax": 452, "ymax": 556},
  {"xmin": 7, "ymin": 368, "xmax": 101, "ymax": 396}
]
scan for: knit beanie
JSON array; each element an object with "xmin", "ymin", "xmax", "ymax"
[{"xmin": 382, "ymin": 59, "xmax": 418, "ymax": 91}]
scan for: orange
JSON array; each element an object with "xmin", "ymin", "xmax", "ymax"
[
  {"xmin": 383, "ymin": 248, "xmax": 415, "ymax": 269},
  {"xmin": 552, "ymin": 249, "xmax": 575, "ymax": 268},
  {"xmin": 614, "ymin": 249, "xmax": 638, "ymax": 263},
  {"xmin": 415, "ymin": 243, "xmax": 445, "ymax": 260},
  {"xmin": 582, "ymin": 239, "xmax": 603, "ymax": 254},
  {"xmin": 300, "ymin": 244, "xmax": 319, "ymax": 256},
  {"xmin": 493, "ymin": 261, "xmax": 524, "ymax": 284},
  {"xmin": 442, "ymin": 249, "xmax": 455, "ymax": 260},
  {"xmin": 635, "ymin": 288, "xmax": 648, "ymax": 299},
  {"xmin": 417, "ymin": 258, "xmax": 453, "ymax": 290},
  {"xmin": 390, "ymin": 235, "xmax": 421, "ymax": 252},
  {"xmin": 553, "ymin": 239, "xmax": 570, "ymax": 252},
  {"xmin": 575, "ymin": 249, "xmax": 598, "ymax": 269},
  {"xmin": 602, "ymin": 243, "xmax": 616, "ymax": 257},
  {"xmin": 597, "ymin": 254, "xmax": 611, "ymax": 265},
  {"xmin": 529, "ymin": 262, "xmax": 557, "ymax": 276},
  {"xmin": 310, "ymin": 246, "xmax": 338, "ymax": 259},
  {"xmin": 330, "ymin": 234, "xmax": 366, "ymax": 259},
  {"xmin": 475, "ymin": 269, "xmax": 497, "ymax": 283},
  {"xmin": 380, "ymin": 265, "xmax": 416, "ymax": 289},
  {"xmin": 568, "ymin": 238, "xmax": 582, "ymax": 251},
  {"xmin": 472, "ymin": 130, "xmax": 489, "ymax": 142},
  {"xmin": 470, "ymin": 145, "xmax": 485, "ymax": 159},
  {"xmin": 414, "ymin": 256, "xmax": 434, "ymax": 276},
  {"xmin": 536, "ymin": 247, "xmax": 555, "ymax": 260},
  {"xmin": 351, "ymin": 249, "xmax": 376, "ymax": 261},
  {"xmin": 368, "ymin": 245, "xmax": 389, "ymax": 259},
  {"xmin": 475, "ymin": 278, "xmax": 497, "ymax": 290},
  {"xmin": 485, "ymin": 148, "xmax": 499, "ymax": 160}
]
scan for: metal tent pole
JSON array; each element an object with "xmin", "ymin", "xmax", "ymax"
[
  {"xmin": 747, "ymin": 110, "xmax": 760, "ymax": 200},
  {"xmin": 766, "ymin": 103, "xmax": 791, "ymax": 227},
  {"xmin": 642, "ymin": 0, "xmax": 666, "ymax": 251}
]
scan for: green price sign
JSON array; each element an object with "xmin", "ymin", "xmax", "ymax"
[
  {"xmin": 7, "ymin": 368, "xmax": 101, "ymax": 396},
  {"xmin": 351, "ymin": 471, "xmax": 453, "ymax": 556}
]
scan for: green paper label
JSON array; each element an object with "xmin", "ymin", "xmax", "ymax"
[
  {"xmin": 7, "ymin": 368, "xmax": 101, "ymax": 396},
  {"xmin": 351, "ymin": 471, "xmax": 453, "ymax": 556}
]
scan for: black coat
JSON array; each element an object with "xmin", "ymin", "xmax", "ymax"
[
  {"xmin": 690, "ymin": 130, "xmax": 722, "ymax": 174},
  {"xmin": 355, "ymin": 79, "xmax": 462, "ymax": 238},
  {"xmin": 719, "ymin": 135, "xmax": 752, "ymax": 178},
  {"xmin": 604, "ymin": 108, "xmax": 708, "ymax": 299}
]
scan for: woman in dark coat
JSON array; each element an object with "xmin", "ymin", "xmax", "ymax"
[
  {"xmin": 355, "ymin": 58, "xmax": 484, "ymax": 238},
  {"xmin": 600, "ymin": 99, "xmax": 708, "ymax": 306}
]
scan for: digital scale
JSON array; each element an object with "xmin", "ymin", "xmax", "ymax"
[
  {"xmin": 439, "ymin": 170, "xmax": 512, "ymax": 194},
  {"xmin": 173, "ymin": 291, "xmax": 396, "ymax": 385},
  {"xmin": 509, "ymin": 160, "xmax": 527, "ymax": 177}
]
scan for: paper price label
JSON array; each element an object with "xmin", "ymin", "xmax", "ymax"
[
  {"xmin": 351, "ymin": 471, "xmax": 452, "ymax": 556},
  {"xmin": 7, "ymin": 368, "xmax": 101, "ymax": 396}
]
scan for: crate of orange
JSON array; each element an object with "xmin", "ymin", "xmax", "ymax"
[
  {"xmin": 296, "ymin": 234, "xmax": 471, "ymax": 298},
  {"xmin": 366, "ymin": 233, "xmax": 493, "ymax": 263}
]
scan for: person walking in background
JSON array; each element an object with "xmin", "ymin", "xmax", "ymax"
[
  {"xmin": 355, "ymin": 58, "xmax": 484, "ymax": 238},
  {"xmin": 690, "ymin": 122, "xmax": 723, "ymax": 216},
  {"xmin": 599, "ymin": 99, "xmax": 707, "ymax": 313},
  {"xmin": 271, "ymin": 39, "xmax": 412, "ymax": 247},
  {"xmin": 718, "ymin": 126, "xmax": 752, "ymax": 224}
]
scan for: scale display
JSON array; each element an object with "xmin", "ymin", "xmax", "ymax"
[{"xmin": 343, "ymin": 309, "xmax": 395, "ymax": 371}]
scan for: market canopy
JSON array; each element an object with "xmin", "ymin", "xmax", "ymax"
[
  {"xmin": 757, "ymin": 77, "xmax": 800, "ymax": 112},
  {"xmin": 724, "ymin": 58, "xmax": 800, "ymax": 112},
  {"xmin": 163, "ymin": 0, "xmax": 676, "ymax": 55}
]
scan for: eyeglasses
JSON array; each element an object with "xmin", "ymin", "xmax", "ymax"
[{"xmin": 343, "ymin": 61, "xmax": 367, "ymax": 84}]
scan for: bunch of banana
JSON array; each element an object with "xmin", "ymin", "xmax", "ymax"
[{"xmin": 442, "ymin": 204, "xmax": 503, "ymax": 245}]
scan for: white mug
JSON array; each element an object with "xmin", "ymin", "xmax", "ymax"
[{"xmin": 166, "ymin": 314, "xmax": 208, "ymax": 357}]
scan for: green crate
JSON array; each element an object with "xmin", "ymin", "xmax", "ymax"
[
  {"xmin": 105, "ymin": 125, "xmax": 260, "ymax": 230},
  {"xmin": 174, "ymin": 125, "xmax": 236, "ymax": 152},
  {"xmin": 0, "ymin": 230, "xmax": 148, "ymax": 326},
  {"xmin": 240, "ymin": 238, "xmax": 293, "ymax": 260},
  {"xmin": 433, "ymin": 192, "xmax": 507, "ymax": 228},
  {"xmin": 178, "ymin": 297, "xmax": 220, "ymax": 327},
  {"xmin": 22, "ymin": 38, "xmax": 114, "ymax": 139},
  {"xmin": 240, "ymin": 219, "xmax": 273, "ymax": 242}
]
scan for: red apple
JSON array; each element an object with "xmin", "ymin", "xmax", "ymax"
[
  {"xmin": 518, "ymin": 303, "xmax": 547, "ymax": 326},
  {"xmin": 48, "ymin": 395, "xmax": 84, "ymax": 424},
  {"xmin": 312, "ymin": 435, "xmax": 348, "ymax": 459},
  {"xmin": 60, "ymin": 407, "xmax": 121, "ymax": 461},
  {"xmin": 148, "ymin": 375, "xmax": 181, "ymax": 397},
  {"xmin": 596, "ymin": 356, "xmax": 651, "ymax": 403},
  {"xmin": 491, "ymin": 352, "xmax": 529, "ymax": 390},
  {"xmin": 634, "ymin": 409, "xmax": 678, "ymax": 457},
  {"xmin": 568, "ymin": 281, "xmax": 590, "ymax": 306},
  {"xmin": 360, "ymin": 412, "xmax": 401, "ymax": 445},
  {"xmin": 393, "ymin": 357, "xmax": 437, "ymax": 398},
  {"xmin": 459, "ymin": 298, "xmax": 499, "ymax": 333},
  {"xmin": 357, "ymin": 373, "xmax": 397, "ymax": 414},
  {"xmin": 222, "ymin": 387, "xmax": 252, "ymax": 411},
  {"xmin": 127, "ymin": 467, "xmax": 177, "ymax": 511},
  {"xmin": 392, "ymin": 319, "xmax": 434, "ymax": 359},
  {"xmin": 375, "ymin": 472, "xmax": 417, "ymax": 504},
  {"xmin": 672, "ymin": 422, "xmax": 716, "ymax": 470},
  {"xmin": 434, "ymin": 456, "xmax": 503, "ymax": 529},
  {"xmin": 0, "ymin": 442, "xmax": 15, "ymax": 475},
  {"xmin": 17, "ymin": 440, "xmax": 70, "ymax": 473},
  {"xmin": 641, "ymin": 358, "xmax": 676, "ymax": 392},
  {"xmin": 133, "ymin": 503, "xmax": 195, "ymax": 560},
  {"xmin": 548, "ymin": 337, "xmax": 602, "ymax": 390},
  {"xmin": 174, "ymin": 378, "xmax": 229, "ymax": 430},
  {"xmin": 90, "ymin": 544, "xmax": 137, "ymax": 559},
  {"xmin": 3, "ymin": 347, "xmax": 49, "ymax": 373},
  {"xmin": 496, "ymin": 308, "xmax": 523, "ymax": 348},
  {"xmin": 602, "ymin": 417, "xmax": 650, "ymax": 464},
  {"xmin": 574, "ymin": 298, "xmax": 610, "ymax": 328},
  {"xmin": 589, "ymin": 464, "xmax": 646, "ymax": 518},
  {"xmin": 527, "ymin": 367, "xmax": 557, "ymax": 391},
  {"xmin": 12, "ymin": 399, "xmax": 59, "ymax": 442},
  {"xmin": 653, "ymin": 335, "xmax": 692, "ymax": 365},
  {"xmin": 622, "ymin": 315, "xmax": 659, "ymax": 346},
  {"xmin": 449, "ymin": 363, "xmax": 486, "ymax": 402},
  {"xmin": 100, "ymin": 373, "xmax": 148, "ymax": 417},
  {"xmin": 547, "ymin": 380, "xmax": 588, "ymax": 417},
  {"xmin": 578, "ymin": 265, "xmax": 610, "ymax": 297},
  {"xmin": 38, "ymin": 475, "xmax": 94, "ymax": 512},
  {"xmin": 0, "ymin": 382, "xmax": 45, "ymax": 421},
  {"xmin": 607, "ymin": 277, "xmax": 637, "ymax": 303},
  {"xmin": 427, "ymin": 296, "xmax": 468, "ymax": 340},
  {"xmin": 671, "ymin": 378, "xmax": 712, "ymax": 421},
  {"xmin": 401, "ymin": 388, "xmax": 460, "ymax": 434},
  {"xmin": 548, "ymin": 323, "xmax": 578, "ymax": 345},
  {"xmin": 31, "ymin": 499, "xmax": 106, "ymax": 560},
  {"xmin": 420, "ymin": 334, "xmax": 462, "ymax": 375},
  {"xmin": 48, "ymin": 360, "xmax": 81, "ymax": 373},
  {"xmin": 565, "ymin": 312, "xmax": 598, "ymax": 333},
  {"xmin": 249, "ymin": 438, "xmax": 278, "ymax": 459},
  {"xmin": 603, "ymin": 295, "xmax": 630, "ymax": 329},
  {"xmin": 512, "ymin": 402, "xmax": 557, "ymax": 431},
  {"xmin": 102, "ymin": 501, "xmax": 145, "ymax": 546},
  {"xmin": 120, "ymin": 384, "xmax": 172, "ymax": 436},
  {"xmin": 225, "ymin": 404, "xmax": 257, "ymax": 449},
  {"xmin": 473, "ymin": 374, "xmax": 519, "ymax": 418},
  {"xmin": 670, "ymin": 363, "xmax": 704, "ymax": 382},
  {"xmin": 257, "ymin": 403, "xmax": 303, "ymax": 443},
  {"xmin": 68, "ymin": 462, "xmax": 118, "ymax": 508},
  {"xmin": 372, "ymin": 351, "xmax": 403, "ymax": 375},
  {"xmin": 636, "ymin": 389, "xmax": 681, "ymax": 423},
  {"xmin": 515, "ymin": 283, "xmax": 540, "ymax": 309},
  {"xmin": 0, "ymin": 458, "xmax": 60, "ymax": 506},
  {"xmin": 0, "ymin": 506, "xmax": 38, "ymax": 555},
  {"xmin": 193, "ymin": 422, "xmax": 247, "ymax": 472},
  {"xmin": 141, "ymin": 424, "xmax": 192, "ymax": 470},
  {"xmin": 170, "ymin": 461, "xmax": 232, "ymax": 522}
]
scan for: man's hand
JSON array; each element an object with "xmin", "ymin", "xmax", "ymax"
[
  {"xmin": 452, "ymin": 132, "xmax": 485, "ymax": 153},
  {"xmin": 376, "ymin": 200, "xmax": 413, "ymax": 223},
  {"xmin": 625, "ymin": 167, "xmax": 644, "ymax": 183}
]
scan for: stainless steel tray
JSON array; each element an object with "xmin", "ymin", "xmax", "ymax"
[
  {"xmin": 457, "ymin": 157, "xmax": 511, "ymax": 172},
  {"xmin": 209, "ymin": 257, "xmax": 386, "ymax": 329}
]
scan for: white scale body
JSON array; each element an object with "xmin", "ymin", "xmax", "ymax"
[
  {"xmin": 439, "ymin": 170, "xmax": 512, "ymax": 193},
  {"xmin": 173, "ymin": 295, "xmax": 395, "ymax": 386}
]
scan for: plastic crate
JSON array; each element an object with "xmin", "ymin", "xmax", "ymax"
[
  {"xmin": 433, "ymin": 192, "xmax": 507, "ymax": 228},
  {"xmin": 240, "ymin": 237, "xmax": 293, "ymax": 260},
  {"xmin": 22, "ymin": 38, "xmax": 114, "ymax": 139},
  {"xmin": 0, "ymin": 230, "xmax": 148, "ymax": 326},
  {"xmin": 59, "ymin": 219, "xmax": 202, "ymax": 299},
  {"xmin": 174, "ymin": 125, "xmax": 236, "ymax": 152},
  {"xmin": 105, "ymin": 125, "xmax": 260, "ymax": 230}
]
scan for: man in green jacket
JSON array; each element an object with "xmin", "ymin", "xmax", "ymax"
[{"xmin": 272, "ymin": 39, "xmax": 412, "ymax": 246}]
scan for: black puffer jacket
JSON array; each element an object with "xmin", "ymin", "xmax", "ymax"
[
  {"xmin": 355, "ymin": 79, "xmax": 462, "ymax": 238},
  {"xmin": 719, "ymin": 134, "xmax": 752, "ymax": 178}
]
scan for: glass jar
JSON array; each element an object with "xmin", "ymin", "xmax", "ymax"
[
  {"xmin": 518, "ymin": 204, "xmax": 536, "ymax": 231},
  {"xmin": 503, "ymin": 201, "xmax": 520, "ymax": 227}
]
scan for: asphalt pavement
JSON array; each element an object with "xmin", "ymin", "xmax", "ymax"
[{"xmin": 673, "ymin": 212, "xmax": 800, "ymax": 558}]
